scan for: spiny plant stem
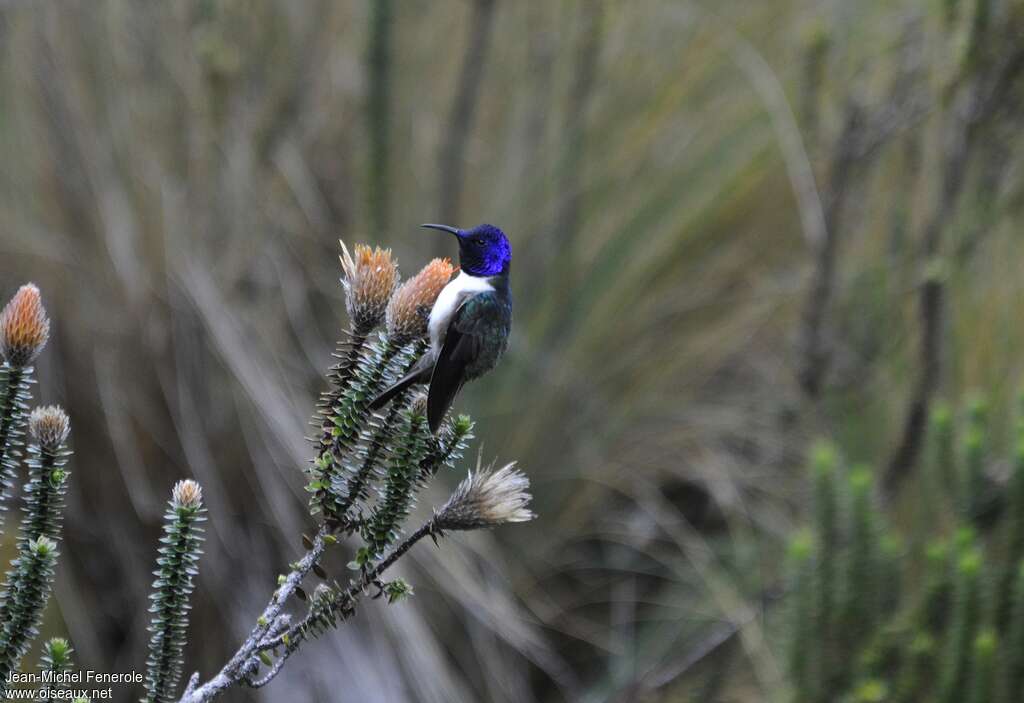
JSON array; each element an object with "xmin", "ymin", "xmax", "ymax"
[
  {"xmin": 336, "ymin": 340, "xmax": 427, "ymax": 521},
  {"xmin": 316, "ymin": 330, "xmax": 370, "ymax": 442},
  {"xmin": 0, "ymin": 364, "xmax": 31, "ymax": 527},
  {"xmin": 261, "ymin": 520, "xmax": 436, "ymax": 662},
  {"xmin": 37, "ymin": 637, "xmax": 73, "ymax": 703},
  {"xmin": 20, "ymin": 440, "xmax": 69, "ymax": 545},
  {"xmin": 418, "ymin": 414, "xmax": 472, "ymax": 483},
  {"xmin": 313, "ymin": 338, "xmax": 401, "ymax": 524},
  {"xmin": 361, "ymin": 411, "xmax": 429, "ymax": 557},
  {"xmin": 0, "ymin": 537, "xmax": 58, "ymax": 690},
  {"xmin": 0, "ymin": 426, "xmax": 70, "ymax": 655},
  {"xmin": 144, "ymin": 493, "xmax": 205, "ymax": 703},
  {"xmin": 175, "ymin": 527, "xmax": 331, "ymax": 703}
]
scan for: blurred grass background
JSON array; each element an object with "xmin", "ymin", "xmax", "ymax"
[{"xmin": 1, "ymin": 0, "xmax": 1024, "ymax": 700}]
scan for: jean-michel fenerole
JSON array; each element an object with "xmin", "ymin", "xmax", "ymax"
[{"xmin": 5, "ymin": 670, "xmax": 143, "ymax": 684}]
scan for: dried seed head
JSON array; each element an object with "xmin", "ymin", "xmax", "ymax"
[
  {"xmin": 28, "ymin": 406, "xmax": 70, "ymax": 451},
  {"xmin": 339, "ymin": 241, "xmax": 398, "ymax": 334},
  {"xmin": 386, "ymin": 258, "xmax": 454, "ymax": 344},
  {"xmin": 172, "ymin": 479, "xmax": 203, "ymax": 510},
  {"xmin": 434, "ymin": 462, "xmax": 535, "ymax": 532},
  {"xmin": 0, "ymin": 284, "xmax": 50, "ymax": 367}
]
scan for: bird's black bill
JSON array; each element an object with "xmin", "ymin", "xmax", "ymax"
[{"xmin": 421, "ymin": 223, "xmax": 462, "ymax": 237}]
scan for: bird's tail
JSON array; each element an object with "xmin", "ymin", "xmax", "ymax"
[{"xmin": 368, "ymin": 365, "xmax": 430, "ymax": 411}]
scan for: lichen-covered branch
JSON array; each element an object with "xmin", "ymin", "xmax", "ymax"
[{"xmin": 177, "ymin": 462, "xmax": 533, "ymax": 702}]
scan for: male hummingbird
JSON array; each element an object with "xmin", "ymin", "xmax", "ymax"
[{"xmin": 370, "ymin": 223, "xmax": 513, "ymax": 432}]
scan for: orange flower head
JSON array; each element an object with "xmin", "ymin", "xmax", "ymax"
[
  {"xmin": 0, "ymin": 284, "xmax": 50, "ymax": 367},
  {"xmin": 386, "ymin": 258, "xmax": 454, "ymax": 344}
]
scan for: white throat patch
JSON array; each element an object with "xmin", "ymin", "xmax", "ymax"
[{"xmin": 427, "ymin": 271, "xmax": 494, "ymax": 356}]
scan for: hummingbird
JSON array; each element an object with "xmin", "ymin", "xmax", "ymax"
[{"xmin": 370, "ymin": 223, "xmax": 512, "ymax": 432}]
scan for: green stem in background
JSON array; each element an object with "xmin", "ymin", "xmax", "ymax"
[
  {"xmin": 841, "ymin": 467, "xmax": 877, "ymax": 654},
  {"xmin": 894, "ymin": 632, "xmax": 936, "ymax": 703},
  {"xmin": 877, "ymin": 535, "xmax": 903, "ymax": 615},
  {"xmin": 810, "ymin": 441, "xmax": 838, "ymax": 701},
  {"xmin": 365, "ymin": 0, "xmax": 392, "ymax": 234},
  {"xmin": 785, "ymin": 529, "xmax": 814, "ymax": 702},
  {"xmin": 928, "ymin": 402, "xmax": 956, "ymax": 503},
  {"xmin": 961, "ymin": 396, "xmax": 989, "ymax": 523},
  {"xmin": 919, "ymin": 540, "xmax": 952, "ymax": 636},
  {"xmin": 144, "ymin": 482, "xmax": 205, "ymax": 703},
  {"xmin": 0, "ymin": 364, "xmax": 32, "ymax": 530},
  {"xmin": 1005, "ymin": 561, "xmax": 1024, "ymax": 701},
  {"xmin": 999, "ymin": 403, "xmax": 1024, "ymax": 629},
  {"xmin": 967, "ymin": 628, "xmax": 995, "ymax": 703},
  {"xmin": 0, "ymin": 537, "xmax": 58, "ymax": 689},
  {"xmin": 938, "ymin": 548, "xmax": 983, "ymax": 703},
  {"xmin": 37, "ymin": 637, "xmax": 73, "ymax": 703}
]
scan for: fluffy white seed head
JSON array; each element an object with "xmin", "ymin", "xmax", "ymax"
[{"xmin": 434, "ymin": 462, "xmax": 535, "ymax": 531}]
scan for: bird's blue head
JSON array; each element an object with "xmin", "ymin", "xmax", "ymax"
[{"xmin": 421, "ymin": 223, "xmax": 511, "ymax": 277}]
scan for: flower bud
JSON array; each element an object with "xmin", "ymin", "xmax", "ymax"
[
  {"xmin": 171, "ymin": 479, "xmax": 203, "ymax": 510},
  {"xmin": 0, "ymin": 284, "xmax": 50, "ymax": 367},
  {"xmin": 28, "ymin": 406, "xmax": 70, "ymax": 452}
]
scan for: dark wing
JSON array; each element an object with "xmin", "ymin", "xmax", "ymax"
[
  {"xmin": 368, "ymin": 354, "xmax": 433, "ymax": 410},
  {"xmin": 427, "ymin": 291, "xmax": 509, "ymax": 432}
]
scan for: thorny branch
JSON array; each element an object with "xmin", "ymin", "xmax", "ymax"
[
  {"xmin": 176, "ymin": 520, "xmax": 438, "ymax": 701},
  {"xmin": 175, "ymin": 526, "xmax": 330, "ymax": 703}
]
